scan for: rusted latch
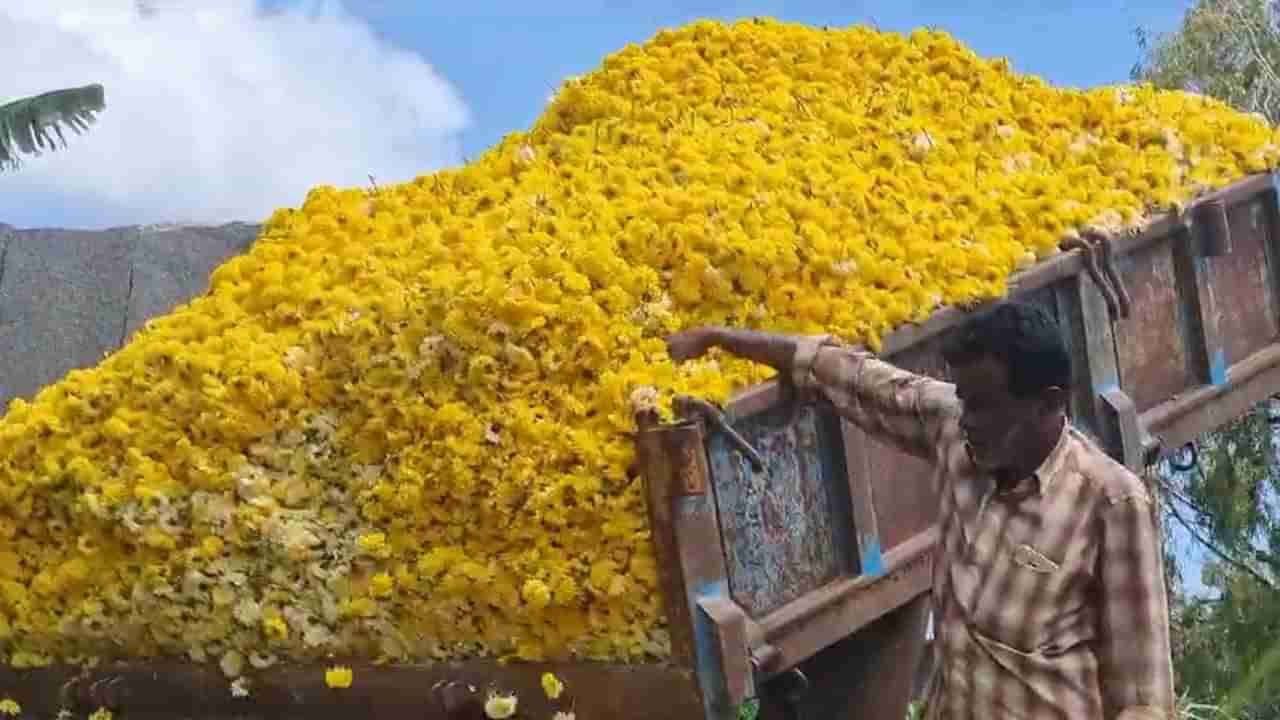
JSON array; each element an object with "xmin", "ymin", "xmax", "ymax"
[
  {"xmin": 673, "ymin": 395, "xmax": 766, "ymax": 472},
  {"xmin": 772, "ymin": 667, "xmax": 811, "ymax": 720},
  {"xmin": 1099, "ymin": 386, "xmax": 1153, "ymax": 473},
  {"xmin": 1061, "ymin": 231, "xmax": 1131, "ymax": 321},
  {"xmin": 750, "ymin": 643, "xmax": 784, "ymax": 674}
]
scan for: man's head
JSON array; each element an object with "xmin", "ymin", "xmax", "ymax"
[{"xmin": 941, "ymin": 301, "xmax": 1071, "ymax": 476}]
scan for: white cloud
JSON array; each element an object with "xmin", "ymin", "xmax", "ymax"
[{"xmin": 0, "ymin": 1, "xmax": 469, "ymax": 229}]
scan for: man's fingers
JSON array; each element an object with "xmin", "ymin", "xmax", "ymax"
[{"xmin": 664, "ymin": 331, "xmax": 707, "ymax": 362}]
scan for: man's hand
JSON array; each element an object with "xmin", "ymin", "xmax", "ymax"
[
  {"xmin": 666, "ymin": 327, "xmax": 802, "ymax": 378},
  {"xmin": 665, "ymin": 327, "xmax": 721, "ymax": 363}
]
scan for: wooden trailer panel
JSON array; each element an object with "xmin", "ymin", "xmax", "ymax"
[{"xmin": 1211, "ymin": 196, "xmax": 1279, "ymax": 364}]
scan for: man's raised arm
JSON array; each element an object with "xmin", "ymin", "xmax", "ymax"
[{"xmin": 666, "ymin": 326, "xmax": 959, "ymax": 461}]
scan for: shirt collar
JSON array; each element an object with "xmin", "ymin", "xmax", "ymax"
[
  {"xmin": 990, "ymin": 417, "xmax": 1071, "ymax": 495},
  {"xmin": 1029, "ymin": 418, "xmax": 1073, "ymax": 494}
]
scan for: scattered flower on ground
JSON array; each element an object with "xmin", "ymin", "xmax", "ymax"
[
  {"xmin": 325, "ymin": 666, "xmax": 354, "ymax": 689},
  {"xmin": 485, "ymin": 691, "xmax": 519, "ymax": 719}
]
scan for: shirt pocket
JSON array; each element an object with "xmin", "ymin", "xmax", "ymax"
[{"xmin": 970, "ymin": 537, "xmax": 1069, "ymax": 654}]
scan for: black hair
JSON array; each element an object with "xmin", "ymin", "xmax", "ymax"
[{"xmin": 941, "ymin": 301, "xmax": 1072, "ymax": 397}]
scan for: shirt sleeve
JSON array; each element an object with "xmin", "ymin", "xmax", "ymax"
[
  {"xmin": 790, "ymin": 335, "xmax": 959, "ymax": 461},
  {"xmin": 1096, "ymin": 487, "xmax": 1176, "ymax": 720}
]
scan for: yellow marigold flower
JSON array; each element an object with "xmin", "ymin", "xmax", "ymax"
[
  {"xmin": 484, "ymin": 691, "xmax": 519, "ymax": 719},
  {"xmin": 340, "ymin": 597, "xmax": 376, "ymax": 618},
  {"xmin": 325, "ymin": 666, "xmax": 353, "ymax": 689},
  {"xmin": 541, "ymin": 671, "xmax": 565, "ymax": 699},
  {"xmin": 369, "ymin": 572, "xmax": 395, "ymax": 598},
  {"xmin": 0, "ymin": 699, "xmax": 19, "ymax": 716},
  {"xmin": 522, "ymin": 579, "xmax": 553, "ymax": 610},
  {"xmin": 356, "ymin": 532, "xmax": 391, "ymax": 559},
  {"xmin": 201, "ymin": 536, "xmax": 224, "ymax": 558},
  {"xmin": 262, "ymin": 616, "xmax": 288, "ymax": 641}
]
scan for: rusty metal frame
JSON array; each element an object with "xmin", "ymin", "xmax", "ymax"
[
  {"xmin": 717, "ymin": 383, "xmax": 934, "ymax": 675},
  {"xmin": 635, "ymin": 171, "xmax": 1280, "ymax": 719},
  {"xmin": 635, "ymin": 378, "xmax": 937, "ymax": 719},
  {"xmin": 872, "ymin": 172, "xmax": 1280, "ymax": 471}
]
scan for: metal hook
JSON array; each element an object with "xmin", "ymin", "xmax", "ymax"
[
  {"xmin": 673, "ymin": 395, "xmax": 766, "ymax": 472},
  {"xmin": 1062, "ymin": 232, "xmax": 1131, "ymax": 320},
  {"xmin": 775, "ymin": 667, "xmax": 810, "ymax": 720},
  {"xmin": 1092, "ymin": 231, "xmax": 1132, "ymax": 318},
  {"xmin": 1169, "ymin": 442, "xmax": 1198, "ymax": 473}
]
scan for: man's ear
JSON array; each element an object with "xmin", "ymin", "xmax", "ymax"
[{"xmin": 1040, "ymin": 385, "xmax": 1069, "ymax": 414}]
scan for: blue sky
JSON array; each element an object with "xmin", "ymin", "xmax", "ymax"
[
  {"xmin": 2, "ymin": 1, "xmax": 1187, "ymax": 229},
  {"xmin": 344, "ymin": 0, "xmax": 1189, "ymax": 162}
]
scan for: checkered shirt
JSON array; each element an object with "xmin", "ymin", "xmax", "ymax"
[{"xmin": 793, "ymin": 337, "xmax": 1175, "ymax": 720}]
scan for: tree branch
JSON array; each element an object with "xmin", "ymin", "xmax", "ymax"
[
  {"xmin": 1157, "ymin": 473, "xmax": 1280, "ymax": 590},
  {"xmin": 1222, "ymin": 0, "xmax": 1280, "ymax": 118}
]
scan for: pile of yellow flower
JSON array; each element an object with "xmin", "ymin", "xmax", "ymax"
[{"xmin": 0, "ymin": 18, "xmax": 1277, "ymax": 676}]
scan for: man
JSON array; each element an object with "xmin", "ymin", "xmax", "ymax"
[{"xmin": 666, "ymin": 301, "xmax": 1174, "ymax": 720}]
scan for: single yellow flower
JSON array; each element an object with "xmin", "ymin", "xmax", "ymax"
[
  {"xmin": 541, "ymin": 671, "xmax": 565, "ymax": 699},
  {"xmin": 325, "ymin": 666, "xmax": 353, "ymax": 689},
  {"xmin": 262, "ymin": 616, "xmax": 288, "ymax": 641},
  {"xmin": 484, "ymin": 691, "xmax": 519, "ymax": 719},
  {"xmin": 370, "ymin": 573, "xmax": 395, "ymax": 599}
]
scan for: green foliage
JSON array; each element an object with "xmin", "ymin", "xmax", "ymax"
[
  {"xmin": 1132, "ymin": 0, "xmax": 1280, "ymax": 123},
  {"xmin": 1158, "ymin": 402, "xmax": 1280, "ymax": 718},
  {"xmin": 0, "ymin": 84, "xmax": 105, "ymax": 171}
]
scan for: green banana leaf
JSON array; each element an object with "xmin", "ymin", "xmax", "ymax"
[{"xmin": 0, "ymin": 84, "xmax": 105, "ymax": 171}]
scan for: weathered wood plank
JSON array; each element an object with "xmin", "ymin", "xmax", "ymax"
[
  {"xmin": 664, "ymin": 419, "xmax": 738, "ymax": 719},
  {"xmin": 756, "ymin": 591, "xmax": 931, "ymax": 720},
  {"xmin": 635, "ymin": 412, "xmax": 699, "ymax": 670},
  {"xmin": 1116, "ymin": 240, "xmax": 1195, "ymax": 410},
  {"xmin": 1143, "ymin": 342, "xmax": 1280, "ymax": 451},
  {"xmin": 1180, "ymin": 216, "xmax": 1231, "ymax": 387},
  {"xmin": 755, "ymin": 527, "xmax": 937, "ymax": 674},
  {"xmin": 1209, "ymin": 195, "xmax": 1280, "ymax": 365},
  {"xmin": 841, "ymin": 424, "xmax": 885, "ymax": 578}
]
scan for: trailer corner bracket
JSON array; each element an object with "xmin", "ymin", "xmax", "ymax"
[
  {"xmin": 696, "ymin": 595, "xmax": 757, "ymax": 710},
  {"xmin": 1098, "ymin": 386, "xmax": 1151, "ymax": 472}
]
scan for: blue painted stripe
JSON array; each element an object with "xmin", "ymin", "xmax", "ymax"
[
  {"xmin": 861, "ymin": 535, "xmax": 885, "ymax": 577},
  {"xmin": 691, "ymin": 581, "xmax": 733, "ymax": 719},
  {"xmin": 1210, "ymin": 349, "xmax": 1228, "ymax": 386},
  {"xmin": 695, "ymin": 580, "xmax": 730, "ymax": 599}
]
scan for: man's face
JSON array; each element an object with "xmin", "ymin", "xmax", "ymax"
[{"xmin": 950, "ymin": 355, "xmax": 1049, "ymax": 473}]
